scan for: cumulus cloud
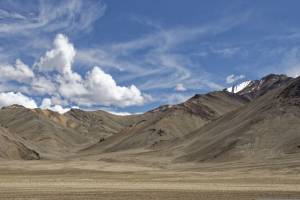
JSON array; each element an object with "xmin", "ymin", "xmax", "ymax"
[
  {"xmin": 226, "ymin": 74, "xmax": 245, "ymax": 84},
  {"xmin": 175, "ymin": 83, "xmax": 186, "ymax": 91},
  {"xmin": 35, "ymin": 33, "xmax": 145, "ymax": 108},
  {"xmin": 0, "ymin": 33, "xmax": 146, "ymax": 110},
  {"xmin": 36, "ymin": 34, "xmax": 144, "ymax": 107},
  {"xmin": 0, "ymin": 92, "xmax": 37, "ymax": 109},
  {"xmin": 35, "ymin": 34, "xmax": 76, "ymax": 74},
  {"xmin": 78, "ymin": 67, "xmax": 145, "ymax": 107},
  {"xmin": 31, "ymin": 76, "xmax": 56, "ymax": 95},
  {"xmin": 40, "ymin": 98, "xmax": 70, "ymax": 114},
  {"xmin": 0, "ymin": 59, "xmax": 34, "ymax": 83},
  {"xmin": 0, "ymin": 93, "xmax": 73, "ymax": 114},
  {"xmin": 57, "ymin": 75, "xmax": 87, "ymax": 99}
]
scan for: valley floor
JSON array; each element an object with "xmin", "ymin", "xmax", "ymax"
[{"xmin": 0, "ymin": 160, "xmax": 300, "ymax": 200}]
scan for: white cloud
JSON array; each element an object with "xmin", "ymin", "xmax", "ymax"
[
  {"xmin": 31, "ymin": 76, "xmax": 56, "ymax": 95},
  {"xmin": 79, "ymin": 67, "xmax": 145, "ymax": 107},
  {"xmin": 57, "ymin": 76, "xmax": 87, "ymax": 99},
  {"xmin": 210, "ymin": 47, "xmax": 240, "ymax": 57},
  {"xmin": 40, "ymin": 98, "xmax": 70, "ymax": 114},
  {"xmin": 226, "ymin": 74, "xmax": 245, "ymax": 84},
  {"xmin": 175, "ymin": 83, "xmax": 186, "ymax": 91},
  {"xmin": 0, "ymin": 1, "xmax": 106, "ymax": 34},
  {"xmin": 0, "ymin": 9, "xmax": 26, "ymax": 20},
  {"xmin": 0, "ymin": 59, "xmax": 34, "ymax": 83},
  {"xmin": 36, "ymin": 34, "xmax": 76, "ymax": 74},
  {"xmin": 0, "ymin": 33, "xmax": 145, "ymax": 109},
  {"xmin": 2, "ymin": 25, "xmax": 235, "ymax": 110},
  {"xmin": 1, "ymin": 31, "xmax": 222, "ymax": 109},
  {"xmin": 0, "ymin": 92, "xmax": 37, "ymax": 109},
  {"xmin": 35, "ymin": 34, "xmax": 145, "ymax": 108}
]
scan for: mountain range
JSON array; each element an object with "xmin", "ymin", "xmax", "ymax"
[{"xmin": 0, "ymin": 74, "xmax": 299, "ymax": 166}]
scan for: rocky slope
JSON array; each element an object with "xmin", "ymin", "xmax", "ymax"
[
  {"xmin": 236, "ymin": 74, "xmax": 293, "ymax": 100},
  {"xmin": 0, "ymin": 106, "xmax": 89, "ymax": 158},
  {"xmin": 0, "ymin": 126, "xmax": 39, "ymax": 160},
  {"xmin": 0, "ymin": 74, "xmax": 299, "ymax": 164},
  {"xmin": 174, "ymin": 76, "xmax": 300, "ymax": 163},
  {"xmin": 80, "ymin": 91, "xmax": 248, "ymax": 154}
]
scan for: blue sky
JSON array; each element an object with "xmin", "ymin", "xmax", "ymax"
[{"xmin": 0, "ymin": 0, "xmax": 300, "ymax": 114}]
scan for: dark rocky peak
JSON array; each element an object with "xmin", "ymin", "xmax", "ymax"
[
  {"xmin": 238, "ymin": 74, "xmax": 293, "ymax": 100},
  {"xmin": 189, "ymin": 94, "xmax": 202, "ymax": 100},
  {"xmin": 278, "ymin": 76, "xmax": 300, "ymax": 99}
]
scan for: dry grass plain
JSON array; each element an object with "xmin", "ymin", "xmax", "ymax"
[{"xmin": 0, "ymin": 160, "xmax": 300, "ymax": 199}]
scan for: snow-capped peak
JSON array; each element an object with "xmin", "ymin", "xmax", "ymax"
[{"xmin": 226, "ymin": 80, "xmax": 252, "ymax": 93}]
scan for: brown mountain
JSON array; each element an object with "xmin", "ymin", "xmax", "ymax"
[
  {"xmin": 0, "ymin": 74, "xmax": 299, "ymax": 165},
  {"xmin": 64, "ymin": 108, "xmax": 139, "ymax": 140},
  {"xmin": 0, "ymin": 105, "xmax": 140, "ymax": 159},
  {"xmin": 0, "ymin": 106, "xmax": 90, "ymax": 158},
  {"xmin": 80, "ymin": 91, "xmax": 248, "ymax": 154},
  {"xmin": 174, "ymin": 76, "xmax": 300, "ymax": 163}
]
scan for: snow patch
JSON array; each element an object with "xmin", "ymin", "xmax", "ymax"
[{"xmin": 226, "ymin": 80, "xmax": 252, "ymax": 93}]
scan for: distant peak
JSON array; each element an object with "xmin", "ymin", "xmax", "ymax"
[
  {"xmin": 225, "ymin": 73, "xmax": 294, "ymax": 100},
  {"xmin": 1, "ymin": 104, "xmax": 26, "ymax": 110}
]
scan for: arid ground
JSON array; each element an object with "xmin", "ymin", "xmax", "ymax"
[{"xmin": 1, "ymin": 160, "xmax": 300, "ymax": 200}]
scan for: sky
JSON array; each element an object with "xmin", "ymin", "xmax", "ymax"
[{"xmin": 0, "ymin": 0, "xmax": 300, "ymax": 114}]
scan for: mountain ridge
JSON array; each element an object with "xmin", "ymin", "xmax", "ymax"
[{"xmin": 0, "ymin": 73, "xmax": 298, "ymax": 165}]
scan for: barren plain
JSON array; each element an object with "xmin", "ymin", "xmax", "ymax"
[{"xmin": 1, "ymin": 160, "xmax": 300, "ymax": 200}]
